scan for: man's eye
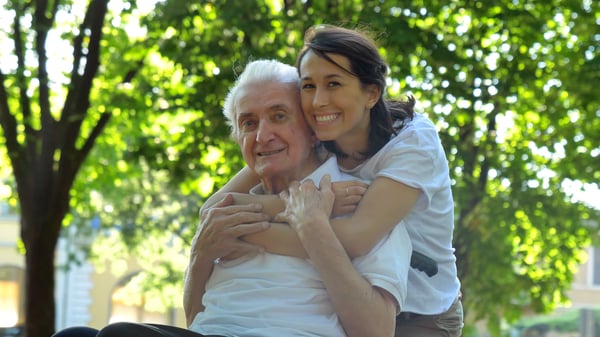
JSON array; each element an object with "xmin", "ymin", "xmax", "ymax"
[
  {"xmin": 273, "ymin": 112, "xmax": 287, "ymax": 121},
  {"xmin": 240, "ymin": 120, "xmax": 257, "ymax": 129},
  {"xmin": 328, "ymin": 81, "xmax": 341, "ymax": 87},
  {"xmin": 301, "ymin": 83, "xmax": 315, "ymax": 90}
]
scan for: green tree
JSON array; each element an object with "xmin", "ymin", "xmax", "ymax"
[
  {"xmin": 1, "ymin": 0, "xmax": 598, "ymax": 336},
  {"xmin": 0, "ymin": 0, "xmax": 144, "ymax": 336}
]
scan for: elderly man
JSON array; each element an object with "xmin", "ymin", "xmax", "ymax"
[{"xmin": 52, "ymin": 60, "xmax": 411, "ymax": 337}]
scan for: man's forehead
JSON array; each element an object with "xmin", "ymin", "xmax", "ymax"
[
  {"xmin": 237, "ymin": 103, "xmax": 295, "ymax": 117},
  {"xmin": 238, "ymin": 81, "xmax": 297, "ymax": 98},
  {"xmin": 236, "ymin": 84, "xmax": 300, "ymax": 115}
]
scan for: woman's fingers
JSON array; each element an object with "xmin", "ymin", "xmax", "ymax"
[{"xmin": 331, "ymin": 180, "xmax": 367, "ymax": 217}]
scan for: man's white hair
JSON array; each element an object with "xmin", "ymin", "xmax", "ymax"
[{"xmin": 223, "ymin": 59, "xmax": 299, "ymax": 135}]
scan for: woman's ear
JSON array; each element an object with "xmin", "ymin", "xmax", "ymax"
[{"xmin": 366, "ymin": 84, "xmax": 382, "ymax": 108}]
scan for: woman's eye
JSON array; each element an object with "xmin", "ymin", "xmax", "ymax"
[
  {"xmin": 328, "ymin": 81, "xmax": 341, "ymax": 87},
  {"xmin": 301, "ymin": 83, "xmax": 315, "ymax": 90}
]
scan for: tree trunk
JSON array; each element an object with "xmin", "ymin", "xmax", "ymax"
[
  {"xmin": 21, "ymin": 219, "xmax": 57, "ymax": 337},
  {"xmin": 18, "ymin": 158, "xmax": 70, "ymax": 337}
]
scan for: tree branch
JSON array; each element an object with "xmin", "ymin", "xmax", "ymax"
[
  {"xmin": 478, "ymin": 108, "xmax": 498, "ymax": 192},
  {"xmin": 61, "ymin": 0, "xmax": 109, "ymax": 154},
  {"xmin": 0, "ymin": 71, "xmax": 25, "ymax": 177},
  {"xmin": 80, "ymin": 112, "xmax": 112, "ymax": 159},
  {"xmin": 34, "ymin": 0, "xmax": 54, "ymax": 127},
  {"xmin": 32, "ymin": 0, "xmax": 61, "ymax": 197},
  {"xmin": 13, "ymin": 2, "xmax": 34, "ymax": 135}
]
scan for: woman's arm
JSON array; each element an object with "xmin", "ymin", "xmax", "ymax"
[
  {"xmin": 331, "ymin": 177, "xmax": 420, "ymax": 257},
  {"xmin": 200, "ymin": 166, "xmax": 261, "ymax": 212},
  {"xmin": 225, "ymin": 193, "xmax": 307, "ymax": 258},
  {"xmin": 237, "ymin": 176, "xmax": 420, "ymax": 259},
  {"xmin": 202, "ymin": 166, "xmax": 419, "ymax": 258}
]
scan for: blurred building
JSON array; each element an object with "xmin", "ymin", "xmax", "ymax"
[
  {"xmin": 0, "ymin": 204, "xmax": 186, "ymax": 335},
  {"xmin": 568, "ymin": 245, "xmax": 600, "ymax": 307}
]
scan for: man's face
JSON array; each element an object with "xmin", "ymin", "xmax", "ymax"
[{"xmin": 235, "ymin": 82, "xmax": 317, "ymax": 181}]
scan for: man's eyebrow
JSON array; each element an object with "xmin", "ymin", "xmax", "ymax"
[
  {"xmin": 269, "ymin": 103, "xmax": 290, "ymax": 111},
  {"xmin": 237, "ymin": 111, "xmax": 255, "ymax": 121}
]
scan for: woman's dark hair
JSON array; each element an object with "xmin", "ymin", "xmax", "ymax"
[{"xmin": 296, "ymin": 25, "xmax": 415, "ymax": 159}]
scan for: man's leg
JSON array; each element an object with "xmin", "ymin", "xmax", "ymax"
[
  {"xmin": 52, "ymin": 326, "xmax": 100, "ymax": 337},
  {"xmin": 95, "ymin": 322, "xmax": 224, "ymax": 337}
]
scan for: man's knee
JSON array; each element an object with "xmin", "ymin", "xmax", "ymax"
[{"xmin": 52, "ymin": 326, "xmax": 99, "ymax": 337}]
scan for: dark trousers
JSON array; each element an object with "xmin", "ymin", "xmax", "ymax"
[
  {"xmin": 52, "ymin": 323, "xmax": 226, "ymax": 337},
  {"xmin": 395, "ymin": 295, "xmax": 464, "ymax": 337}
]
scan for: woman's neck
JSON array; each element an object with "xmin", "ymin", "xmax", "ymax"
[
  {"xmin": 334, "ymin": 122, "xmax": 370, "ymax": 169},
  {"xmin": 337, "ymin": 153, "xmax": 366, "ymax": 170}
]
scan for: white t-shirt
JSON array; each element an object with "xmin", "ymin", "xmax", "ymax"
[
  {"xmin": 189, "ymin": 157, "xmax": 412, "ymax": 337},
  {"xmin": 340, "ymin": 113, "xmax": 461, "ymax": 314}
]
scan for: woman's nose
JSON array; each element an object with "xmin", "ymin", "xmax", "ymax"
[{"xmin": 312, "ymin": 87, "xmax": 329, "ymax": 107}]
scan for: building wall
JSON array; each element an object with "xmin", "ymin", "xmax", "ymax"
[
  {"xmin": 564, "ymin": 246, "xmax": 600, "ymax": 308},
  {"xmin": 0, "ymin": 215, "xmax": 186, "ymax": 331},
  {"xmin": 0, "ymin": 215, "xmax": 23, "ymax": 267},
  {"xmin": 86, "ymin": 258, "xmax": 187, "ymax": 329},
  {"xmin": 0, "ymin": 215, "xmax": 25, "ymax": 329}
]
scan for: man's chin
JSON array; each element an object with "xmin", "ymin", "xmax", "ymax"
[{"xmin": 254, "ymin": 164, "xmax": 286, "ymax": 178}]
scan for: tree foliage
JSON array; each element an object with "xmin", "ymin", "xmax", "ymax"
[{"xmin": 0, "ymin": 0, "xmax": 598, "ymax": 336}]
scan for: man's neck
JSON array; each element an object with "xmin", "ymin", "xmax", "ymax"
[{"xmin": 261, "ymin": 154, "xmax": 323, "ymax": 194}]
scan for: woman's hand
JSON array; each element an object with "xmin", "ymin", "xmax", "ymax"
[
  {"xmin": 331, "ymin": 180, "xmax": 368, "ymax": 217},
  {"xmin": 276, "ymin": 175, "xmax": 335, "ymax": 233}
]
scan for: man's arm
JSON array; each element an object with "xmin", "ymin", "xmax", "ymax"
[
  {"xmin": 183, "ymin": 194, "xmax": 269, "ymax": 325},
  {"xmin": 277, "ymin": 176, "xmax": 397, "ymax": 337},
  {"xmin": 183, "ymin": 252, "xmax": 213, "ymax": 326}
]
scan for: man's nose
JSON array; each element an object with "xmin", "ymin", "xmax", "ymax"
[{"xmin": 256, "ymin": 121, "xmax": 275, "ymax": 143}]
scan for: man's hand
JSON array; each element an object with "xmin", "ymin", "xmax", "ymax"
[
  {"xmin": 190, "ymin": 194, "xmax": 270, "ymax": 265},
  {"xmin": 276, "ymin": 175, "xmax": 335, "ymax": 233}
]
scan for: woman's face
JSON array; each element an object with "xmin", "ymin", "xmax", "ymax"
[{"xmin": 299, "ymin": 50, "xmax": 379, "ymax": 153}]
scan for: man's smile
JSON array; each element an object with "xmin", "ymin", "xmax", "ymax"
[{"xmin": 257, "ymin": 148, "xmax": 285, "ymax": 156}]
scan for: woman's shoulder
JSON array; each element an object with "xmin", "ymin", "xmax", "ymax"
[
  {"xmin": 391, "ymin": 113, "xmax": 439, "ymax": 142},
  {"xmin": 410, "ymin": 112, "xmax": 436, "ymax": 129}
]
